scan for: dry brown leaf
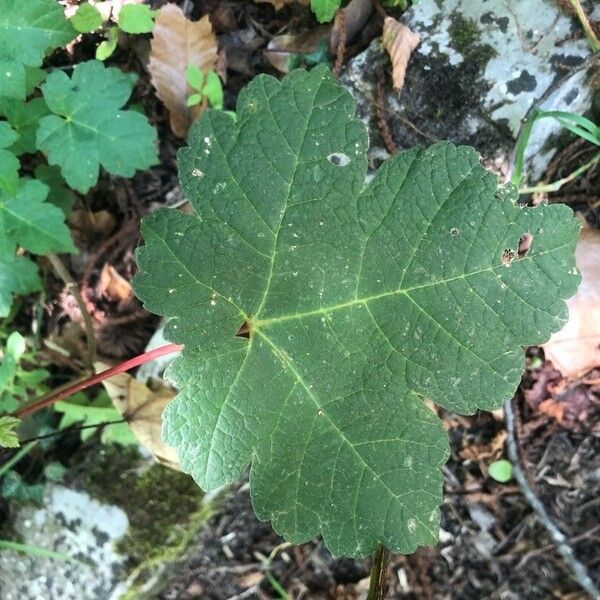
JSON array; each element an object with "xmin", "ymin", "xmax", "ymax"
[
  {"xmin": 98, "ymin": 264, "xmax": 133, "ymax": 302},
  {"xmin": 69, "ymin": 209, "xmax": 116, "ymax": 237},
  {"xmin": 543, "ymin": 224, "xmax": 600, "ymax": 378},
  {"xmin": 330, "ymin": 0, "xmax": 372, "ymax": 54},
  {"xmin": 382, "ymin": 17, "xmax": 420, "ymax": 91},
  {"xmin": 148, "ymin": 4, "xmax": 218, "ymax": 138},
  {"xmin": 265, "ymin": 26, "xmax": 331, "ymax": 74},
  {"xmin": 98, "ymin": 364, "xmax": 180, "ymax": 469}
]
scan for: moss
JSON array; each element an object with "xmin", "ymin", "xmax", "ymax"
[
  {"xmin": 448, "ymin": 11, "xmax": 497, "ymax": 70},
  {"xmin": 73, "ymin": 445, "xmax": 211, "ymax": 596}
]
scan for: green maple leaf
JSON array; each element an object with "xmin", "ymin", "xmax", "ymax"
[
  {"xmin": 0, "ymin": 0, "xmax": 75, "ymax": 100},
  {"xmin": 0, "ymin": 256, "xmax": 41, "ymax": 317},
  {"xmin": 0, "ymin": 97, "xmax": 50, "ymax": 155},
  {"xmin": 36, "ymin": 60, "xmax": 158, "ymax": 193},
  {"xmin": 133, "ymin": 68, "xmax": 579, "ymax": 557},
  {"xmin": 0, "ymin": 416, "xmax": 21, "ymax": 448},
  {"xmin": 311, "ymin": 0, "xmax": 341, "ymax": 22},
  {"xmin": 0, "ymin": 121, "xmax": 19, "ymax": 194},
  {"xmin": 0, "ymin": 178, "xmax": 75, "ymax": 260}
]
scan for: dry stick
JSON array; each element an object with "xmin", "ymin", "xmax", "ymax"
[
  {"xmin": 505, "ymin": 398, "xmax": 600, "ymax": 599},
  {"xmin": 374, "ymin": 66, "xmax": 397, "ymax": 154},
  {"xmin": 333, "ymin": 10, "xmax": 347, "ymax": 76},
  {"xmin": 367, "ymin": 544, "xmax": 390, "ymax": 600},
  {"xmin": 568, "ymin": 0, "xmax": 600, "ymax": 52},
  {"xmin": 12, "ymin": 343, "xmax": 183, "ymax": 419},
  {"xmin": 46, "ymin": 253, "xmax": 97, "ymax": 371}
]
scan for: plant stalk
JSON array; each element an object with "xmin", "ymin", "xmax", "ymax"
[
  {"xmin": 12, "ymin": 343, "xmax": 183, "ymax": 419},
  {"xmin": 568, "ymin": 0, "xmax": 600, "ymax": 52},
  {"xmin": 0, "ymin": 441, "xmax": 36, "ymax": 478},
  {"xmin": 520, "ymin": 149, "xmax": 600, "ymax": 194},
  {"xmin": 46, "ymin": 253, "xmax": 97, "ymax": 371},
  {"xmin": 367, "ymin": 545, "xmax": 390, "ymax": 600}
]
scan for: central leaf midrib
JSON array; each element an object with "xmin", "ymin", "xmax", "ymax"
[
  {"xmin": 253, "ymin": 76, "xmax": 328, "ymax": 320},
  {"xmin": 256, "ymin": 329, "xmax": 436, "ymax": 537},
  {"xmin": 253, "ymin": 243, "xmax": 569, "ymax": 328}
]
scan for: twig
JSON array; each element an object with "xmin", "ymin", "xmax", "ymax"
[
  {"xmin": 46, "ymin": 253, "xmax": 96, "ymax": 371},
  {"xmin": 505, "ymin": 397, "xmax": 600, "ymax": 599},
  {"xmin": 12, "ymin": 343, "xmax": 183, "ymax": 418},
  {"xmin": 374, "ymin": 66, "xmax": 397, "ymax": 154},
  {"xmin": 333, "ymin": 11, "xmax": 347, "ymax": 76},
  {"xmin": 367, "ymin": 544, "xmax": 389, "ymax": 600},
  {"xmin": 568, "ymin": 0, "xmax": 600, "ymax": 52}
]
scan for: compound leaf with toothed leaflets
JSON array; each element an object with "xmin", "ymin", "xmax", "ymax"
[
  {"xmin": 0, "ymin": 178, "xmax": 75, "ymax": 261},
  {"xmin": 0, "ymin": 256, "xmax": 41, "ymax": 318},
  {"xmin": 0, "ymin": 0, "xmax": 76, "ymax": 100},
  {"xmin": 311, "ymin": 0, "xmax": 341, "ymax": 22},
  {"xmin": 36, "ymin": 60, "xmax": 158, "ymax": 193},
  {"xmin": 133, "ymin": 67, "xmax": 579, "ymax": 558}
]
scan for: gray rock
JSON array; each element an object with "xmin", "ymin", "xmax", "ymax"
[
  {"xmin": 341, "ymin": 0, "xmax": 592, "ymax": 172},
  {"xmin": 0, "ymin": 486, "xmax": 129, "ymax": 600}
]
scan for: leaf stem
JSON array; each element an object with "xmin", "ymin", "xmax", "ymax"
[
  {"xmin": 12, "ymin": 343, "xmax": 183, "ymax": 419},
  {"xmin": 520, "ymin": 149, "xmax": 600, "ymax": 194},
  {"xmin": 0, "ymin": 442, "xmax": 36, "ymax": 478},
  {"xmin": 46, "ymin": 253, "xmax": 97, "ymax": 371},
  {"xmin": 367, "ymin": 544, "xmax": 389, "ymax": 600},
  {"xmin": 568, "ymin": 0, "xmax": 600, "ymax": 52}
]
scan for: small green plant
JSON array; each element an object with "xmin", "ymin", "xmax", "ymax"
[
  {"xmin": 54, "ymin": 391, "xmax": 136, "ymax": 446},
  {"xmin": 132, "ymin": 67, "xmax": 579, "ymax": 567},
  {"xmin": 489, "ymin": 459, "xmax": 513, "ymax": 483},
  {"xmin": 512, "ymin": 108, "xmax": 600, "ymax": 193},
  {"xmin": 185, "ymin": 65, "xmax": 224, "ymax": 110},
  {"xmin": 310, "ymin": 0, "xmax": 419, "ymax": 22},
  {"xmin": 0, "ymin": 0, "xmax": 157, "ymax": 317},
  {"xmin": 0, "ymin": 332, "xmax": 49, "ymax": 413},
  {"xmin": 70, "ymin": 2, "xmax": 156, "ymax": 60}
]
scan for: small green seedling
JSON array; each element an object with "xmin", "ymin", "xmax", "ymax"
[
  {"xmin": 489, "ymin": 459, "xmax": 513, "ymax": 483},
  {"xmin": 185, "ymin": 65, "xmax": 224, "ymax": 110},
  {"xmin": 71, "ymin": 2, "xmax": 103, "ymax": 33},
  {"xmin": 73, "ymin": 2, "xmax": 157, "ymax": 60},
  {"xmin": 513, "ymin": 109, "xmax": 600, "ymax": 193}
]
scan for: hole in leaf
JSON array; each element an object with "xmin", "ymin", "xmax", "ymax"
[
  {"xmin": 235, "ymin": 320, "xmax": 252, "ymax": 339},
  {"xmin": 192, "ymin": 168, "xmax": 204, "ymax": 178},
  {"xmin": 517, "ymin": 233, "xmax": 533, "ymax": 258},
  {"xmin": 327, "ymin": 152, "xmax": 350, "ymax": 167},
  {"xmin": 449, "ymin": 227, "xmax": 459, "ymax": 236},
  {"xmin": 501, "ymin": 248, "xmax": 516, "ymax": 267}
]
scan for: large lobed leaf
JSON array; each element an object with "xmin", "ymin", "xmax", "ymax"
[
  {"xmin": 37, "ymin": 60, "xmax": 158, "ymax": 193},
  {"xmin": 0, "ymin": 0, "xmax": 75, "ymax": 100},
  {"xmin": 133, "ymin": 67, "xmax": 579, "ymax": 557}
]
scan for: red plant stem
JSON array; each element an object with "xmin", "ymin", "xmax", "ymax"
[{"xmin": 13, "ymin": 343, "xmax": 183, "ymax": 419}]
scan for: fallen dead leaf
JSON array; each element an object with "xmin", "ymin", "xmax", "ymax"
[
  {"xmin": 148, "ymin": 4, "xmax": 218, "ymax": 138},
  {"xmin": 97, "ymin": 363, "xmax": 180, "ymax": 469},
  {"xmin": 543, "ymin": 224, "xmax": 600, "ymax": 378},
  {"xmin": 69, "ymin": 209, "xmax": 116, "ymax": 238},
  {"xmin": 459, "ymin": 430, "xmax": 507, "ymax": 463},
  {"xmin": 238, "ymin": 572, "xmax": 264, "ymax": 589},
  {"xmin": 265, "ymin": 26, "xmax": 331, "ymax": 73},
  {"xmin": 382, "ymin": 17, "xmax": 420, "ymax": 91},
  {"xmin": 330, "ymin": 0, "xmax": 372, "ymax": 54},
  {"xmin": 98, "ymin": 264, "xmax": 133, "ymax": 302}
]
